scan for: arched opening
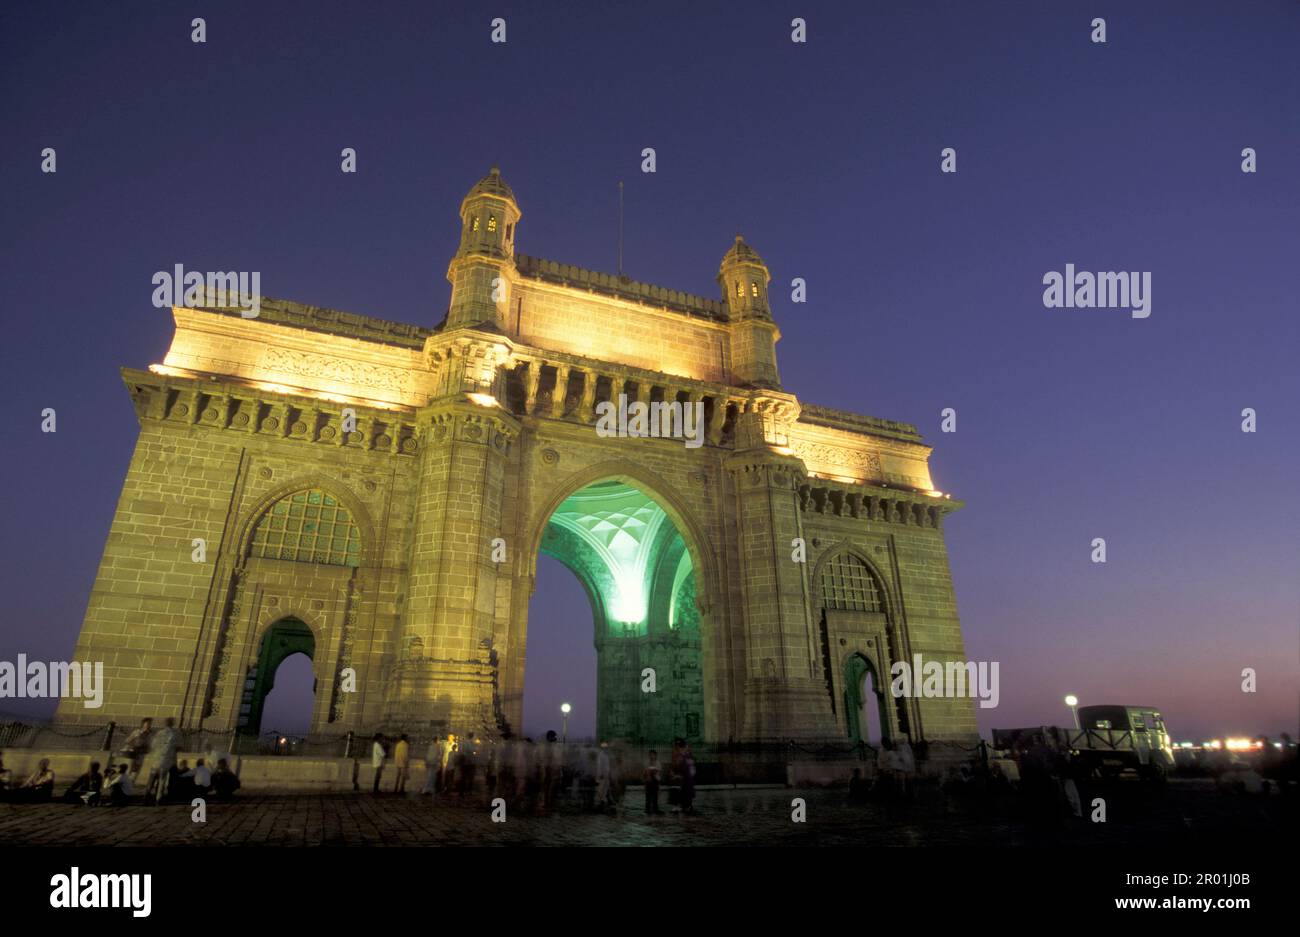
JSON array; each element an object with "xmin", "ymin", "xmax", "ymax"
[
  {"xmin": 844, "ymin": 654, "xmax": 888, "ymax": 747},
  {"xmin": 237, "ymin": 617, "xmax": 316, "ymax": 737},
  {"xmin": 522, "ymin": 555, "xmax": 598, "ymax": 740},
  {"xmin": 523, "ymin": 478, "xmax": 703, "ymax": 745},
  {"xmin": 259, "ymin": 652, "xmax": 316, "ymax": 738}
]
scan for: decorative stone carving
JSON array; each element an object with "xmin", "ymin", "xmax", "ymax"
[{"xmin": 260, "ymin": 347, "xmax": 410, "ymax": 394}]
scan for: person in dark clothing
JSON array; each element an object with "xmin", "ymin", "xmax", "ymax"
[
  {"xmin": 848, "ymin": 767, "xmax": 870, "ymax": 804},
  {"xmin": 644, "ymin": 750, "xmax": 663, "ymax": 815},
  {"xmin": 62, "ymin": 761, "xmax": 103, "ymax": 805},
  {"xmin": 211, "ymin": 759, "xmax": 241, "ymax": 801}
]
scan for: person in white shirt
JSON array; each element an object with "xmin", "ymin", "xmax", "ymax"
[
  {"xmin": 371, "ymin": 734, "xmax": 387, "ymax": 795},
  {"xmin": 193, "ymin": 759, "xmax": 212, "ymax": 792},
  {"xmin": 421, "ymin": 734, "xmax": 445, "ymax": 795},
  {"xmin": 144, "ymin": 717, "xmax": 181, "ymax": 805},
  {"xmin": 107, "ymin": 762, "xmax": 135, "ymax": 806}
]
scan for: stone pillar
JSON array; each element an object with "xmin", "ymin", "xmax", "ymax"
[
  {"xmin": 385, "ymin": 399, "xmax": 519, "ymax": 734},
  {"xmin": 578, "ymin": 369, "xmax": 598, "ymax": 422},
  {"xmin": 523, "ymin": 360, "xmax": 541, "ymax": 414},
  {"xmin": 726, "ymin": 416, "xmax": 837, "ymax": 742},
  {"xmin": 550, "ymin": 364, "xmax": 570, "ymax": 419},
  {"xmin": 707, "ymin": 396, "xmax": 728, "ymax": 446}
]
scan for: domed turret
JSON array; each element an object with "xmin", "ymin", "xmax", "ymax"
[
  {"xmin": 456, "ymin": 166, "xmax": 521, "ymax": 261},
  {"xmin": 446, "ymin": 166, "xmax": 522, "ymax": 331},
  {"xmin": 717, "ymin": 234, "xmax": 771, "ymax": 322},
  {"xmin": 718, "ymin": 235, "xmax": 781, "ymax": 388}
]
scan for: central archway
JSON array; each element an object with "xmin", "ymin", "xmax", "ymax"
[{"xmin": 526, "ymin": 477, "xmax": 705, "ymax": 744}]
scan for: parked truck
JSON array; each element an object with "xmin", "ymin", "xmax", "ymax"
[{"xmin": 993, "ymin": 704, "xmax": 1176, "ymax": 782}]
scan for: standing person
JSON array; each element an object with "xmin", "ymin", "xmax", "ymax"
[
  {"xmin": 595, "ymin": 742, "xmax": 613, "ymax": 811},
  {"xmin": 486, "ymin": 738, "xmax": 501, "ymax": 800},
  {"xmin": 393, "ymin": 734, "xmax": 411, "ymax": 794},
  {"xmin": 545, "ymin": 732, "xmax": 564, "ymax": 809},
  {"xmin": 513, "ymin": 738, "xmax": 532, "ymax": 811},
  {"xmin": 440, "ymin": 734, "xmax": 457, "ymax": 793},
  {"xmin": 678, "ymin": 741, "xmax": 697, "ymax": 814},
  {"xmin": 370, "ymin": 733, "xmax": 387, "ymax": 795},
  {"xmin": 644, "ymin": 750, "xmax": 663, "ymax": 816},
  {"xmin": 460, "ymin": 735, "xmax": 480, "ymax": 800},
  {"xmin": 144, "ymin": 717, "xmax": 180, "ymax": 805},
  {"xmin": 421, "ymin": 733, "xmax": 444, "ymax": 795},
  {"xmin": 895, "ymin": 738, "xmax": 916, "ymax": 800},
  {"xmin": 119, "ymin": 717, "xmax": 153, "ymax": 776}
]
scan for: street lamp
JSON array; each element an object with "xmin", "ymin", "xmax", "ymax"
[
  {"xmin": 560, "ymin": 702, "xmax": 572, "ymax": 743},
  {"xmin": 1064, "ymin": 694, "xmax": 1080, "ymax": 729}
]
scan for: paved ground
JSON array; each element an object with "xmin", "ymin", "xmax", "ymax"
[{"xmin": 1, "ymin": 780, "xmax": 1292, "ymax": 846}]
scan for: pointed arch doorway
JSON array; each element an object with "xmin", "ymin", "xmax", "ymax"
[{"xmin": 844, "ymin": 653, "xmax": 890, "ymax": 747}]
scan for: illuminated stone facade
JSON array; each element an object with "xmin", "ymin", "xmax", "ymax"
[{"xmin": 58, "ymin": 168, "xmax": 977, "ymax": 750}]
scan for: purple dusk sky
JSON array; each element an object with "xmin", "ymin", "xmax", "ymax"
[{"xmin": 2, "ymin": 1, "xmax": 1296, "ymax": 742}]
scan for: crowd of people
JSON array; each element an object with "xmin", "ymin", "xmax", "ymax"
[
  {"xmin": 365, "ymin": 729, "xmax": 701, "ymax": 816},
  {"xmin": 0, "ymin": 716, "xmax": 242, "ymax": 808}
]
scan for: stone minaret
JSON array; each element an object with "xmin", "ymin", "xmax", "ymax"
[
  {"xmin": 445, "ymin": 166, "xmax": 521, "ymax": 332},
  {"xmin": 718, "ymin": 235, "xmax": 781, "ymax": 389}
]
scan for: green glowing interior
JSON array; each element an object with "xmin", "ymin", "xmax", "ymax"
[
  {"xmin": 538, "ymin": 479, "xmax": 704, "ymax": 742},
  {"xmin": 541, "ymin": 480, "xmax": 694, "ymax": 636}
]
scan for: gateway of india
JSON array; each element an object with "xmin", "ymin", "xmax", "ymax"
[{"xmin": 58, "ymin": 167, "xmax": 978, "ymax": 762}]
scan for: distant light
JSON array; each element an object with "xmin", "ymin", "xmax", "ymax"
[
  {"xmin": 1225, "ymin": 737, "xmax": 1259, "ymax": 751},
  {"xmin": 1178, "ymin": 741, "xmax": 1194, "ymax": 749},
  {"xmin": 560, "ymin": 702, "xmax": 572, "ymax": 714},
  {"xmin": 1064, "ymin": 694, "xmax": 1078, "ymax": 707}
]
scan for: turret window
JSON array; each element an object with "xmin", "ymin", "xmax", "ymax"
[
  {"xmin": 735, "ymin": 282, "xmax": 742, "ymax": 298},
  {"xmin": 751, "ymin": 282, "xmax": 759, "ymax": 298},
  {"xmin": 488, "ymin": 215, "xmax": 497, "ymax": 232},
  {"xmin": 471, "ymin": 216, "xmax": 480, "ymax": 232}
]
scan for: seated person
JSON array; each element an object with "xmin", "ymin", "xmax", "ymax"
[
  {"xmin": 62, "ymin": 761, "xmax": 103, "ymax": 805},
  {"xmin": 169, "ymin": 759, "xmax": 194, "ymax": 802},
  {"xmin": 4, "ymin": 759, "xmax": 56, "ymax": 802},
  {"xmin": 192, "ymin": 758, "xmax": 212, "ymax": 795},
  {"xmin": 211, "ymin": 759, "xmax": 241, "ymax": 801},
  {"xmin": 105, "ymin": 762, "xmax": 135, "ymax": 806}
]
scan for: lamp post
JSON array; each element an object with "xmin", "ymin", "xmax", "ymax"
[
  {"xmin": 560, "ymin": 702, "xmax": 571, "ymax": 743},
  {"xmin": 1064, "ymin": 694, "xmax": 1080, "ymax": 729}
]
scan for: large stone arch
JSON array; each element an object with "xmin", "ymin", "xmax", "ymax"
[
  {"xmin": 517, "ymin": 459, "xmax": 718, "ymax": 743},
  {"xmin": 202, "ymin": 477, "xmax": 374, "ymax": 735},
  {"xmin": 522, "ymin": 459, "xmax": 719, "ymax": 613},
  {"xmin": 808, "ymin": 542, "xmax": 910, "ymax": 740}
]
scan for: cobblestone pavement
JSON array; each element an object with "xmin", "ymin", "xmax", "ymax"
[{"xmin": 0, "ymin": 781, "xmax": 1291, "ymax": 847}]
